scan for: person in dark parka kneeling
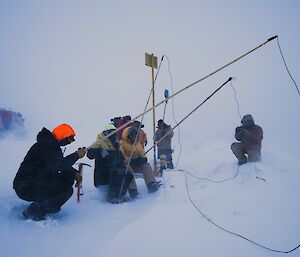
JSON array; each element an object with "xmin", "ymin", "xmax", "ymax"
[
  {"xmin": 13, "ymin": 123, "xmax": 86, "ymax": 221},
  {"xmin": 231, "ymin": 114, "xmax": 263, "ymax": 165},
  {"xmin": 87, "ymin": 124, "xmax": 133, "ymax": 204}
]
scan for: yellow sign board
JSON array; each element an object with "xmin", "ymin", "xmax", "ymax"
[{"xmin": 145, "ymin": 53, "xmax": 158, "ymax": 69}]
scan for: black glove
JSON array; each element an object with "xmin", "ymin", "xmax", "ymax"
[
  {"xmin": 235, "ymin": 126, "xmax": 244, "ymax": 134},
  {"xmin": 130, "ymin": 158, "xmax": 138, "ymax": 166},
  {"xmin": 139, "ymin": 157, "xmax": 147, "ymax": 164},
  {"xmin": 131, "ymin": 156, "xmax": 147, "ymax": 166}
]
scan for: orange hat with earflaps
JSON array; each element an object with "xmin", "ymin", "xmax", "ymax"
[{"xmin": 52, "ymin": 124, "xmax": 76, "ymax": 142}]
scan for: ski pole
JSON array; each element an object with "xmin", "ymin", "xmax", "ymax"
[{"xmin": 76, "ymin": 163, "xmax": 91, "ymax": 203}]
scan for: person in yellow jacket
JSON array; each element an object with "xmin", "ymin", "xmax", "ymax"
[
  {"xmin": 121, "ymin": 120, "xmax": 147, "ymax": 148},
  {"xmin": 87, "ymin": 124, "xmax": 133, "ymax": 204},
  {"xmin": 120, "ymin": 127, "xmax": 159, "ymax": 198}
]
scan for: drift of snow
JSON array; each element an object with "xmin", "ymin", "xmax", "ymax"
[{"xmin": 1, "ymin": 137, "xmax": 299, "ymax": 257}]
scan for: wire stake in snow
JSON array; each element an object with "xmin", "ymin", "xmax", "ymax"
[{"xmin": 256, "ymin": 176, "xmax": 266, "ymax": 182}]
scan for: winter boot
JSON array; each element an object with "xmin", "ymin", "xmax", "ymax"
[
  {"xmin": 159, "ymin": 154, "xmax": 167, "ymax": 175},
  {"xmin": 23, "ymin": 203, "xmax": 45, "ymax": 221},
  {"xmin": 108, "ymin": 195, "xmax": 130, "ymax": 204},
  {"xmin": 108, "ymin": 190, "xmax": 130, "ymax": 204},
  {"xmin": 147, "ymin": 181, "xmax": 160, "ymax": 193},
  {"xmin": 238, "ymin": 158, "xmax": 247, "ymax": 166},
  {"xmin": 128, "ymin": 188, "xmax": 140, "ymax": 199},
  {"xmin": 167, "ymin": 161, "xmax": 174, "ymax": 169}
]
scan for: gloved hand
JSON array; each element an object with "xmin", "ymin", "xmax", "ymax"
[
  {"xmin": 131, "ymin": 156, "xmax": 147, "ymax": 166},
  {"xmin": 139, "ymin": 156, "xmax": 147, "ymax": 164},
  {"xmin": 144, "ymin": 140, "xmax": 148, "ymax": 146},
  {"xmin": 75, "ymin": 171, "xmax": 82, "ymax": 184},
  {"xmin": 130, "ymin": 158, "xmax": 139, "ymax": 166},
  {"xmin": 235, "ymin": 126, "xmax": 244, "ymax": 134},
  {"xmin": 77, "ymin": 147, "xmax": 86, "ymax": 158}
]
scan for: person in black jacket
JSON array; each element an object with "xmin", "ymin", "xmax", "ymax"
[
  {"xmin": 13, "ymin": 124, "xmax": 86, "ymax": 221},
  {"xmin": 87, "ymin": 124, "xmax": 133, "ymax": 204}
]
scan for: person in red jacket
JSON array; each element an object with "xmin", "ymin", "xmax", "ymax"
[
  {"xmin": 231, "ymin": 114, "xmax": 263, "ymax": 165},
  {"xmin": 116, "ymin": 115, "xmax": 131, "ymax": 141}
]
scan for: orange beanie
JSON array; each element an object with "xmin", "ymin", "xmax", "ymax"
[{"xmin": 52, "ymin": 123, "xmax": 76, "ymax": 142}]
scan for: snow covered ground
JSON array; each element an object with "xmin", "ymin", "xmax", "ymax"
[{"xmin": 1, "ymin": 136, "xmax": 299, "ymax": 257}]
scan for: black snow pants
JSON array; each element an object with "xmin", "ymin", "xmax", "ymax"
[
  {"xmin": 108, "ymin": 167, "xmax": 133, "ymax": 200},
  {"xmin": 14, "ymin": 172, "xmax": 74, "ymax": 214}
]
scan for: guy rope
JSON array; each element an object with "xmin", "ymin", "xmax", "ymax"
[
  {"xmin": 105, "ymin": 35, "xmax": 278, "ymax": 140},
  {"xmin": 145, "ymin": 77, "xmax": 233, "ymax": 154}
]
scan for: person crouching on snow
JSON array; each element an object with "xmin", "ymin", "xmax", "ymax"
[
  {"xmin": 155, "ymin": 119, "xmax": 174, "ymax": 169},
  {"xmin": 87, "ymin": 124, "xmax": 133, "ymax": 204},
  {"xmin": 13, "ymin": 124, "xmax": 86, "ymax": 221},
  {"xmin": 120, "ymin": 127, "xmax": 160, "ymax": 199},
  {"xmin": 231, "ymin": 114, "xmax": 263, "ymax": 165}
]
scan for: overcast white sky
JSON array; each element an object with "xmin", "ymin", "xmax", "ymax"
[{"xmin": 0, "ymin": 0, "xmax": 299, "ymax": 158}]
